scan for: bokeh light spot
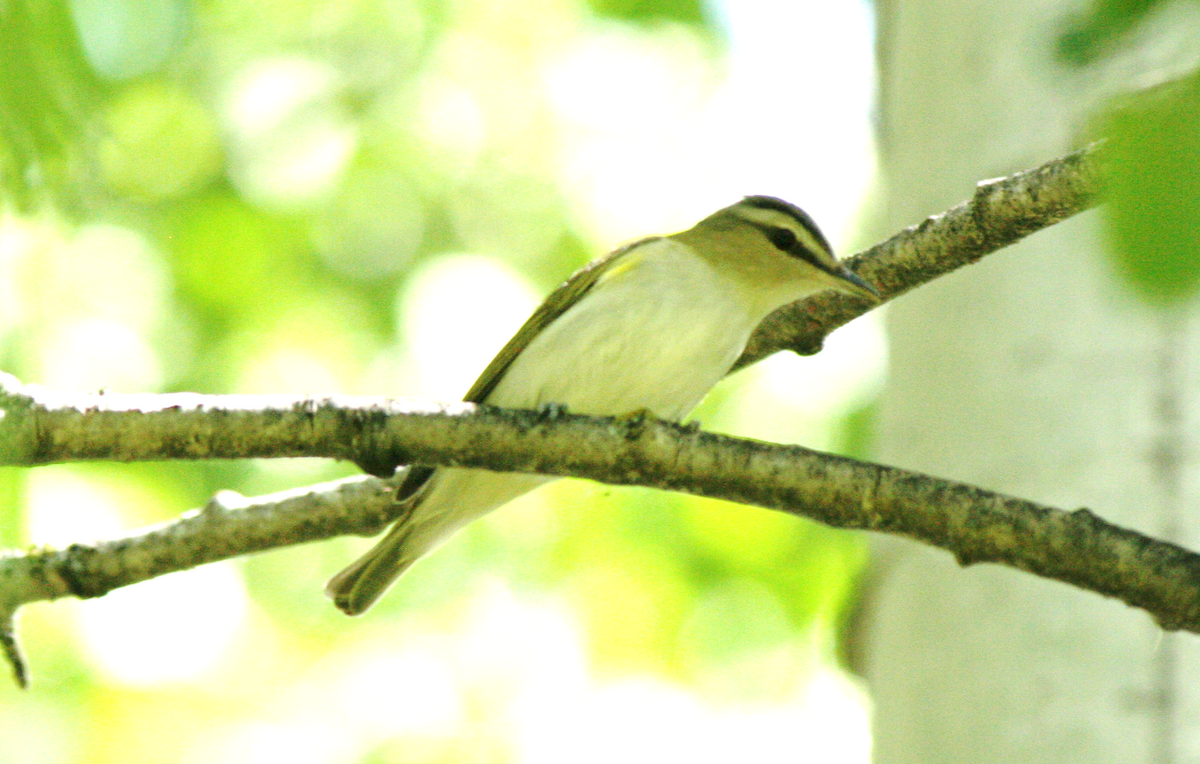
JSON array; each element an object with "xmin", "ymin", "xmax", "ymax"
[
  {"xmin": 76, "ymin": 563, "xmax": 249, "ymax": 687},
  {"xmin": 99, "ymin": 81, "xmax": 222, "ymax": 200},
  {"xmin": 398, "ymin": 253, "xmax": 540, "ymax": 399},
  {"xmin": 224, "ymin": 58, "xmax": 359, "ymax": 208}
]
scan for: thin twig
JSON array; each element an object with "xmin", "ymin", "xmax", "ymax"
[{"xmin": 0, "ymin": 609, "xmax": 28, "ymax": 689}]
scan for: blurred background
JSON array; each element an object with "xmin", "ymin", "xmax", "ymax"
[
  {"xmin": 5, "ymin": 0, "xmax": 1200, "ymax": 761},
  {"xmin": 0, "ymin": 0, "xmax": 883, "ymax": 761}
]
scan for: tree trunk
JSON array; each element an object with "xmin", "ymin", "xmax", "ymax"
[{"xmin": 863, "ymin": 1, "xmax": 1200, "ymax": 762}]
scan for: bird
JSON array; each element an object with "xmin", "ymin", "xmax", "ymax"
[{"xmin": 327, "ymin": 195, "xmax": 879, "ymax": 615}]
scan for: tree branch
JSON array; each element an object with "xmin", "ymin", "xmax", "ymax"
[
  {"xmin": 3, "ymin": 376, "xmax": 1200, "ymax": 633},
  {"xmin": 736, "ymin": 141, "xmax": 1104, "ymax": 367},
  {"xmin": 0, "ymin": 144, "xmax": 1113, "ymax": 687}
]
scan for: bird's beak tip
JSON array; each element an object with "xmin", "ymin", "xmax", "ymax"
[{"xmin": 837, "ymin": 267, "xmax": 881, "ymax": 303}]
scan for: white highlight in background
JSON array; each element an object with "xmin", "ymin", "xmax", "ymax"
[
  {"xmin": 546, "ymin": 0, "xmax": 876, "ymax": 251},
  {"xmin": 76, "ymin": 563, "xmax": 249, "ymax": 686},
  {"xmin": 223, "ymin": 58, "xmax": 358, "ymax": 208},
  {"xmin": 201, "ymin": 581, "xmax": 870, "ymax": 764},
  {"xmin": 518, "ymin": 668, "xmax": 870, "ymax": 764},
  {"xmin": 25, "ymin": 469, "xmax": 128, "ymax": 546},
  {"xmin": 24, "ymin": 469, "xmax": 250, "ymax": 686},
  {"xmin": 19, "ymin": 222, "xmax": 170, "ymax": 392},
  {"xmin": 398, "ymin": 253, "xmax": 540, "ymax": 400}
]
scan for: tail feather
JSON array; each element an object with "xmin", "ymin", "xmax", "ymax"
[
  {"xmin": 326, "ymin": 521, "xmax": 419, "ymax": 615},
  {"xmin": 328, "ymin": 469, "xmax": 548, "ymax": 615}
]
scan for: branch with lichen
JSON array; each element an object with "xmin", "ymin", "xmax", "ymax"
[
  {"xmin": 0, "ymin": 143, "xmax": 1110, "ymax": 687},
  {"xmin": 4, "ymin": 372, "xmax": 1200, "ymax": 680},
  {"xmin": 736, "ymin": 140, "xmax": 1103, "ymax": 366}
]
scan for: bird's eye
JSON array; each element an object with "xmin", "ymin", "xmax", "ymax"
[{"xmin": 768, "ymin": 227, "xmax": 797, "ymax": 252}]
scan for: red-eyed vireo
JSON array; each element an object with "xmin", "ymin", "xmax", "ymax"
[{"xmin": 327, "ymin": 196, "xmax": 878, "ymax": 615}]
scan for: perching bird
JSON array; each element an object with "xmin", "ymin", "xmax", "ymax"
[{"xmin": 327, "ymin": 196, "xmax": 878, "ymax": 615}]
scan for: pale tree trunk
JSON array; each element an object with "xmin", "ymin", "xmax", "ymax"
[{"xmin": 864, "ymin": 1, "xmax": 1200, "ymax": 762}]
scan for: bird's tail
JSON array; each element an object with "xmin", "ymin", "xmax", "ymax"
[
  {"xmin": 325, "ymin": 519, "xmax": 420, "ymax": 615},
  {"xmin": 328, "ymin": 469, "xmax": 549, "ymax": 615}
]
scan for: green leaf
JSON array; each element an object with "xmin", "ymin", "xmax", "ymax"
[
  {"xmin": 0, "ymin": 0, "xmax": 100, "ymax": 211},
  {"xmin": 1100, "ymin": 73, "xmax": 1200, "ymax": 307},
  {"xmin": 1057, "ymin": 0, "xmax": 1160, "ymax": 65},
  {"xmin": 587, "ymin": 0, "xmax": 709, "ymax": 27}
]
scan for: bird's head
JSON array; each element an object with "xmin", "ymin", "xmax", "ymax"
[{"xmin": 674, "ymin": 195, "xmax": 879, "ymax": 309}]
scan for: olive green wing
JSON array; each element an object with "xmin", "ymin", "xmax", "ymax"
[
  {"xmin": 395, "ymin": 237, "xmax": 660, "ymax": 501},
  {"xmin": 462, "ymin": 237, "xmax": 658, "ymax": 404}
]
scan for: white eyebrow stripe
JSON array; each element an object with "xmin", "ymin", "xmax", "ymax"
[
  {"xmin": 792, "ymin": 225, "xmax": 829, "ymax": 258},
  {"xmin": 733, "ymin": 207, "xmax": 835, "ymax": 259}
]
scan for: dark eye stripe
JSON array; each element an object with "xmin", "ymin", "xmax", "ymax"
[
  {"xmin": 791, "ymin": 244, "xmax": 836, "ymax": 275},
  {"xmin": 741, "ymin": 195, "xmax": 834, "ymax": 257},
  {"xmin": 751, "ymin": 223, "xmax": 838, "ymax": 276},
  {"xmin": 768, "ymin": 227, "xmax": 797, "ymax": 252}
]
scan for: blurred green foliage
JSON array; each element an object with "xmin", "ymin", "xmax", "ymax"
[
  {"xmin": 1057, "ymin": 0, "xmax": 1162, "ymax": 65},
  {"xmin": 1059, "ymin": 0, "xmax": 1200, "ymax": 306},
  {"xmin": 0, "ymin": 0, "xmax": 872, "ymax": 761},
  {"xmin": 587, "ymin": 0, "xmax": 708, "ymax": 26},
  {"xmin": 0, "ymin": 0, "xmax": 100, "ymax": 211},
  {"xmin": 1064, "ymin": 0, "xmax": 1200, "ymax": 308},
  {"xmin": 1098, "ymin": 73, "xmax": 1200, "ymax": 306}
]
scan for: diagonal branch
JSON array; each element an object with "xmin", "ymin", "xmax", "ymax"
[{"xmin": 736, "ymin": 141, "xmax": 1104, "ymax": 367}]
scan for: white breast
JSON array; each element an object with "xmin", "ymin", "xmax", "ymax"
[{"xmin": 486, "ymin": 238, "xmax": 763, "ymax": 421}]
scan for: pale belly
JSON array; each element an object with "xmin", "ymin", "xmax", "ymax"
[
  {"xmin": 487, "ymin": 242, "xmax": 760, "ymax": 421},
  {"xmin": 407, "ymin": 241, "xmax": 774, "ymax": 544}
]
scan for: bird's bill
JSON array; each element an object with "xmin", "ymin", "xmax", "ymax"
[{"xmin": 832, "ymin": 265, "xmax": 880, "ymax": 302}]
